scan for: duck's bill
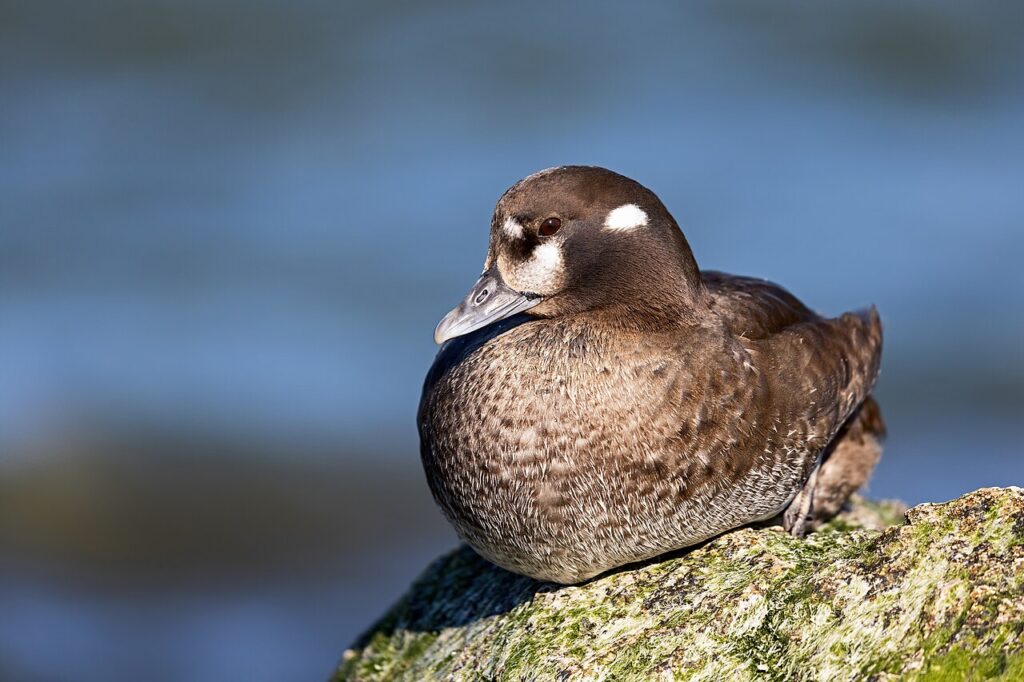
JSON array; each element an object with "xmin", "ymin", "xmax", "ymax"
[{"xmin": 434, "ymin": 266, "xmax": 541, "ymax": 344}]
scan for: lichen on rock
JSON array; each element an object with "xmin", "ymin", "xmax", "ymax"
[{"xmin": 334, "ymin": 488, "xmax": 1024, "ymax": 681}]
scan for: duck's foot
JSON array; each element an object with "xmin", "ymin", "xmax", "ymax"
[
  {"xmin": 783, "ymin": 464, "xmax": 819, "ymax": 538},
  {"xmin": 809, "ymin": 399, "xmax": 885, "ymax": 522}
]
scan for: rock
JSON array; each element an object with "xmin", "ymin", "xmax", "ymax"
[{"xmin": 334, "ymin": 488, "xmax": 1024, "ymax": 681}]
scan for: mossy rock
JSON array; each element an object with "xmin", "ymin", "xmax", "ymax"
[{"xmin": 335, "ymin": 488, "xmax": 1024, "ymax": 681}]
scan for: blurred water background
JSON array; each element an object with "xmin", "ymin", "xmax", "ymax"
[{"xmin": 1, "ymin": 1, "xmax": 1023, "ymax": 680}]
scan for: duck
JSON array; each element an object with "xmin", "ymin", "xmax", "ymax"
[{"xmin": 418, "ymin": 166, "xmax": 885, "ymax": 584}]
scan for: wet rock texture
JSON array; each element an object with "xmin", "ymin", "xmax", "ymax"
[{"xmin": 335, "ymin": 488, "xmax": 1024, "ymax": 681}]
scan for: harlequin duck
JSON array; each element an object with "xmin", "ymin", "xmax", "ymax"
[{"xmin": 419, "ymin": 166, "xmax": 885, "ymax": 584}]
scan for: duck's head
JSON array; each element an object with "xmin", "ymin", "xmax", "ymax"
[{"xmin": 434, "ymin": 166, "xmax": 702, "ymax": 344}]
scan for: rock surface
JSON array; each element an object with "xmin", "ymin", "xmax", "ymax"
[{"xmin": 335, "ymin": 488, "xmax": 1024, "ymax": 681}]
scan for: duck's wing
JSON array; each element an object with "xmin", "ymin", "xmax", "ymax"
[
  {"xmin": 699, "ymin": 271, "xmax": 884, "ymax": 511},
  {"xmin": 701, "ymin": 270, "xmax": 882, "ymax": 416}
]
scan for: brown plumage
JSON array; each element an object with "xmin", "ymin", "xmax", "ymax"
[{"xmin": 419, "ymin": 166, "xmax": 884, "ymax": 584}]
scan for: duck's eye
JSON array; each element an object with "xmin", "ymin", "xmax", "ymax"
[{"xmin": 538, "ymin": 217, "xmax": 562, "ymax": 236}]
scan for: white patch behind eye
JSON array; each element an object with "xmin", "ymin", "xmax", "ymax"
[
  {"xmin": 503, "ymin": 217, "xmax": 524, "ymax": 239},
  {"xmin": 604, "ymin": 203, "xmax": 648, "ymax": 231}
]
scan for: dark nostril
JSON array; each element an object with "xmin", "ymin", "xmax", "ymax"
[{"xmin": 475, "ymin": 289, "xmax": 489, "ymax": 305}]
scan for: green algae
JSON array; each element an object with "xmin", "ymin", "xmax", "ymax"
[{"xmin": 334, "ymin": 488, "xmax": 1024, "ymax": 681}]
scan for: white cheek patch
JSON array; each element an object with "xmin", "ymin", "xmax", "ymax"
[
  {"xmin": 604, "ymin": 203, "xmax": 648, "ymax": 231},
  {"xmin": 508, "ymin": 242, "xmax": 564, "ymax": 294},
  {"xmin": 533, "ymin": 242, "xmax": 562, "ymax": 271},
  {"xmin": 502, "ymin": 217, "xmax": 525, "ymax": 239}
]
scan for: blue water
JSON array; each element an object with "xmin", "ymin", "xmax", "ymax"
[{"xmin": 1, "ymin": 1, "xmax": 1023, "ymax": 680}]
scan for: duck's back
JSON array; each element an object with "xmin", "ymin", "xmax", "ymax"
[{"xmin": 702, "ymin": 270, "xmax": 820, "ymax": 337}]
